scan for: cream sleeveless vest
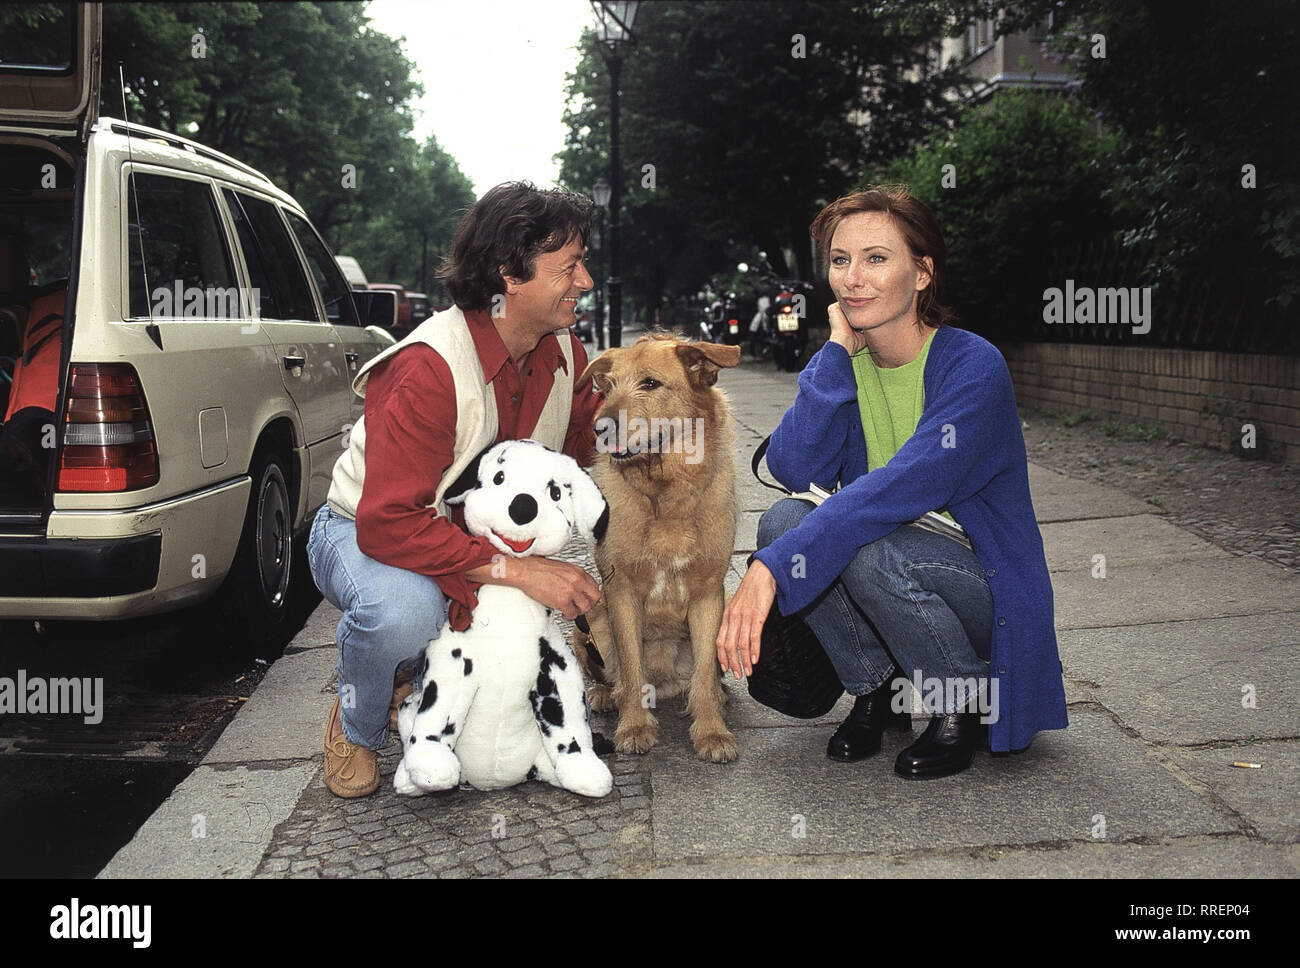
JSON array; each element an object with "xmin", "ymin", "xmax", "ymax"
[{"xmin": 326, "ymin": 305, "xmax": 574, "ymax": 520}]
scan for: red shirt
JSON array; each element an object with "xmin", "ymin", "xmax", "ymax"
[{"xmin": 354, "ymin": 309, "xmax": 602, "ymax": 631}]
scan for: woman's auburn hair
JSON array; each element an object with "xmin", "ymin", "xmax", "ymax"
[
  {"xmin": 437, "ymin": 181, "xmax": 593, "ymax": 312},
  {"xmin": 809, "ymin": 184, "xmax": 957, "ymax": 328}
]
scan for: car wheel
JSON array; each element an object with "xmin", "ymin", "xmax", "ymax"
[{"xmin": 209, "ymin": 448, "xmax": 293, "ymax": 650}]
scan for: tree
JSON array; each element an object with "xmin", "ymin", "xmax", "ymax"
[
  {"xmin": 558, "ymin": 1, "xmax": 973, "ymax": 319},
  {"xmin": 879, "ymin": 88, "xmax": 1121, "ymax": 341},
  {"xmin": 98, "ymin": 2, "xmax": 474, "ymax": 292},
  {"xmin": 885, "ymin": 0, "xmax": 1300, "ymax": 309}
]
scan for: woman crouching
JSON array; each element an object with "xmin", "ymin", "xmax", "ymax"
[{"xmin": 716, "ymin": 185, "xmax": 1067, "ymax": 778}]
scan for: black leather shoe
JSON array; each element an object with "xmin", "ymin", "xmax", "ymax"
[
  {"xmin": 826, "ymin": 672, "xmax": 912, "ymax": 762},
  {"xmin": 894, "ymin": 711, "xmax": 985, "ymax": 779}
]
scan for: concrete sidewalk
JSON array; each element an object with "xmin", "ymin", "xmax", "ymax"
[{"xmin": 101, "ymin": 359, "xmax": 1300, "ymax": 878}]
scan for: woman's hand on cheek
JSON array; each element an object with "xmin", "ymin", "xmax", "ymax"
[
  {"xmin": 827, "ymin": 301, "xmax": 868, "ymax": 357},
  {"xmin": 716, "ymin": 559, "xmax": 777, "ymax": 679}
]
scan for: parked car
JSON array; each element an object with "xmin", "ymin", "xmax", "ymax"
[
  {"xmin": 0, "ymin": 5, "xmax": 387, "ymax": 642},
  {"xmin": 407, "ymin": 291, "xmax": 432, "ymax": 326},
  {"xmin": 336, "ymin": 255, "xmax": 369, "ymax": 289},
  {"xmin": 366, "ymin": 283, "xmax": 413, "ymax": 339}
]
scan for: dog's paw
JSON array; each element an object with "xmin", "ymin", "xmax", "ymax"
[
  {"xmin": 614, "ymin": 718, "xmax": 659, "ymax": 755},
  {"xmin": 586, "ymin": 682, "xmax": 615, "ymax": 713},
  {"xmin": 403, "ymin": 744, "xmax": 461, "ymax": 792},
  {"xmin": 692, "ymin": 728, "xmax": 739, "ymax": 763},
  {"xmin": 393, "ymin": 759, "xmax": 422, "ymax": 797},
  {"xmin": 555, "ymin": 754, "xmax": 614, "ymax": 798}
]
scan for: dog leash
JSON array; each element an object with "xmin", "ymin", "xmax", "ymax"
[{"xmin": 750, "ymin": 435, "xmax": 788, "ymax": 493}]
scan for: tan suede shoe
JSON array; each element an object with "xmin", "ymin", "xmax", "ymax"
[
  {"xmin": 323, "ymin": 696, "xmax": 379, "ymax": 798},
  {"xmin": 389, "ymin": 679, "xmax": 414, "ymax": 732}
]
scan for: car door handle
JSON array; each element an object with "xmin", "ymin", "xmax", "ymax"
[
  {"xmin": 344, "ymin": 351, "xmax": 359, "ymax": 370},
  {"xmin": 283, "ymin": 354, "xmax": 306, "ymax": 371}
]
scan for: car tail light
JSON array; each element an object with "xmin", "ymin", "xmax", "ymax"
[
  {"xmin": 58, "ymin": 363, "xmax": 160, "ymax": 492},
  {"xmin": 781, "ymin": 305, "xmax": 793, "ymax": 314}
]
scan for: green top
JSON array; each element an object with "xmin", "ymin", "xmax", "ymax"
[{"xmin": 850, "ymin": 327, "xmax": 954, "ymax": 522}]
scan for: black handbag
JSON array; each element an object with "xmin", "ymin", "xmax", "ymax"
[{"xmin": 744, "ymin": 437, "xmax": 845, "ymax": 718}]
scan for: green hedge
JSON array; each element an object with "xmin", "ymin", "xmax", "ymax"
[{"xmin": 872, "ymin": 89, "xmax": 1121, "ymax": 343}]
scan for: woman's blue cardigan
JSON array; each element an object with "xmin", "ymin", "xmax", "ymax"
[{"xmin": 752, "ymin": 324, "xmax": 1068, "ymax": 753}]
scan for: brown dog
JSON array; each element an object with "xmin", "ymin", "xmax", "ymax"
[{"xmin": 575, "ymin": 333, "xmax": 740, "ymax": 763}]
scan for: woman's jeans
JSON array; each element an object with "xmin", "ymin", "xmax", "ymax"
[
  {"xmin": 307, "ymin": 504, "xmax": 447, "ymax": 749},
  {"xmin": 757, "ymin": 498, "xmax": 994, "ymax": 716}
]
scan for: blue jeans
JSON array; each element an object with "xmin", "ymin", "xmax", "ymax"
[
  {"xmin": 306, "ymin": 504, "xmax": 448, "ymax": 749},
  {"xmin": 757, "ymin": 498, "xmax": 993, "ymax": 714}
]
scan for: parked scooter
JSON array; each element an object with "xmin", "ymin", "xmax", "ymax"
[
  {"xmin": 742, "ymin": 255, "xmax": 815, "ymax": 371},
  {"xmin": 767, "ymin": 278, "xmax": 816, "ymax": 372}
]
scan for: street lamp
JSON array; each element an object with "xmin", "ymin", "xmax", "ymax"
[
  {"xmin": 590, "ymin": 1, "xmax": 639, "ymax": 347},
  {"xmin": 591, "ymin": 178, "xmax": 610, "ymax": 350}
]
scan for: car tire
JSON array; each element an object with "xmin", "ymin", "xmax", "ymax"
[{"xmin": 208, "ymin": 447, "xmax": 294, "ymax": 651}]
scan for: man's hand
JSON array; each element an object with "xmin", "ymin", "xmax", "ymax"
[
  {"xmin": 469, "ymin": 555, "xmax": 600, "ymax": 620},
  {"xmin": 715, "ymin": 558, "xmax": 777, "ymax": 679},
  {"xmin": 827, "ymin": 301, "xmax": 869, "ymax": 357}
]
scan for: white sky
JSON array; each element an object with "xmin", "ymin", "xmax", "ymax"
[{"xmin": 364, "ymin": 0, "xmax": 595, "ymax": 197}]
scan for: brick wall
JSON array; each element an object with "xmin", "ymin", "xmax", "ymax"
[{"xmin": 999, "ymin": 343, "xmax": 1300, "ymax": 464}]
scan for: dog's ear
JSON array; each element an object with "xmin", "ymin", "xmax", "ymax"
[
  {"xmin": 567, "ymin": 462, "xmax": 610, "ymax": 544},
  {"xmin": 441, "ymin": 442, "xmax": 495, "ymax": 506},
  {"xmin": 578, "ymin": 351, "xmax": 617, "ymax": 394},
  {"xmin": 675, "ymin": 341, "xmax": 741, "ymax": 388}
]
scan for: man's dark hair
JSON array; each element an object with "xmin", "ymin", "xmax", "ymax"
[{"xmin": 438, "ymin": 182, "xmax": 593, "ymax": 312}]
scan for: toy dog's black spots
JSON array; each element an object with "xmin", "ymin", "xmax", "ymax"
[
  {"xmin": 409, "ymin": 736, "xmax": 417, "ymax": 745},
  {"xmin": 442, "ymin": 444, "xmax": 492, "ymax": 506},
  {"xmin": 442, "ymin": 722, "xmax": 455, "ymax": 736},
  {"xmin": 526, "ymin": 765, "xmax": 538, "ymax": 781},
  {"xmin": 566, "ymin": 739, "xmax": 581, "ymax": 754},
  {"xmin": 425, "ymin": 734, "xmax": 438, "ymax": 742},
  {"xmin": 451, "ymin": 648, "xmax": 462, "ymax": 658},
  {"xmin": 540, "ymin": 696, "xmax": 564, "ymax": 729},
  {"xmin": 528, "ymin": 689, "xmax": 548, "ymax": 736},
  {"xmin": 537, "ymin": 669, "xmax": 554, "ymax": 695},
  {"xmin": 557, "ymin": 742, "xmax": 566, "ymax": 752},
  {"xmin": 530, "ymin": 635, "xmax": 569, "ymax": 732},
  {"xmin": 463, "ymin": 658, "xmax": 473, "ymax": 676},
  {"xmin": 539, "ymin": 636, "xmax": 567, "ymax": 670},
  {"xmin": 418, "ymin": 680, "xmax": 438, "ymax": 713}
]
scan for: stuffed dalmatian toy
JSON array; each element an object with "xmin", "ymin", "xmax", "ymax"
[{"xmin": 394, "ymin": 439, "xmax": 614, "ymax": 799}]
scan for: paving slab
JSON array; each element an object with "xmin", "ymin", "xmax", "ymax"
[
  {"xmin": 1052, "ymin": 555, "xmax": 1298, "ymax": 630},
  {"xmin": 640, "ymin": 835, "xmax": 1298, "ymax": 878},
  {"xmin": 1059, "ymin": 612, "xmax": 1300, "ymax": 745},
  {"xmin": 648, "ymin": 705, "xmax": 1238, "ymax": 863},
  {"xmin": 1029, "ymin": 464, "xmax": 1154, "ymax": 522},
  {"xmin": 98, "ymin": 762, "xmax": 318, "ymax": 879},
  {"xmin": 204, "ymin": 647, "xmax": 336, "ymax": 764},
  {"xmin": 1040, "ymin": 514, "xmax": 1229, "ymax": 573},
  {"xmin": 1167, "ymin": 740, "xmax": 1300, "ymax": 844}
]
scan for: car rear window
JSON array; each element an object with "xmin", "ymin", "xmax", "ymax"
[
  {"xmin": 126, "ymin": 172, "xmax": 240, "ymax": 320},
  {"xmin": 0, "ymin": 3, "xmax": 74, "ymax": 72},
  {"xmin": 284, "ymin": 211, "xmax": 359, "ymax": 327}
]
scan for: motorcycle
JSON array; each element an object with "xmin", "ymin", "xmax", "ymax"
[
  {"xmin": 699, "ymin": 292, "xmax": 744, "ymax": 345},
  {"xmin": 767, "ymin": 279, "xmax": 815, "ymax": 372}
]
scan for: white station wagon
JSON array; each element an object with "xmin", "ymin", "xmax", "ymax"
[{"xmin": 0, "ymin": 5, "xmax": 387, "ymax": 638}]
